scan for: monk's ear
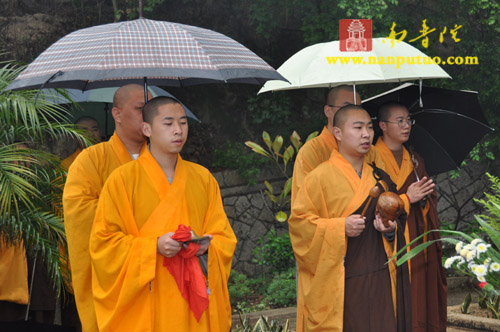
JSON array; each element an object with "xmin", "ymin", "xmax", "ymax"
[
  {"xmin": 332, "ymin": 126, "xmax": 342, "ymax": 141},
  {"xmin": 324, "ymin": 105, "xmax": 334, "ymax": 120},
  {"xmin": 111, "ymin": 107, "xmax": 121, "ymax": 124},
  {"xmin": 142, "ymin": 122, "xmax": 151, "ymax": 138},
  {"xmin": 379, "ymin": 120, "xmax": 387, "ymax": 132}
]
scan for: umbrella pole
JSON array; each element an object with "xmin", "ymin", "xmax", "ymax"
[
  {"xmin": 353, "ymin": 83, "xmax": 357, "ymax": 104},
  {"xmin": 419, "ymin": 79, "xmax": 423, "ymax": 108},
  {"xmin": 143, "ymin": 77, "xmax": 149, "ymax": 103}
]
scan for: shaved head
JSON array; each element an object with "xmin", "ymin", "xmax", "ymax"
[
  {"xmin": 378, "ymin": 101, "xmax": 407, "ymax": 122},
  {"xmin": 326, "ymin": 85, "xmax": 359, "ymax": 106},
  {"xmin": 113, "ymin": 84, "xmax": 145, "ymax": 108},
  {"xmin": 75, "ymin": 116, "xmax": 98, "ymax": 125},
  {"xmin": 333, "ymin": 104, "xmax": 368, "ymax": 128},
  {"xmin": 143, "ymin": 96, "xmax": 181, "ymax": 124},
  {"xmin": 75, "ymin": 115, "xmax": 102, "ymax": 142}
]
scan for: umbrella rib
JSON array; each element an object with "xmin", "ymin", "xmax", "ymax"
[
  {"xmin": 413, "ymin": 109, "xmax": 495, "ymax": 131},
  {"xmin": 412, "ymin": 124, "xmax": 460, "ymax": 172}
]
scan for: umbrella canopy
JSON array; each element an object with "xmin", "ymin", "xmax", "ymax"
[
  {"xmin": 41, "ymin": 86, "xmax": 200, "ymax": 122},
  {"xmin": 6, "ymin": 18, "xmax": 285, "ymax": 91},
  {"xmin": 258, "ymin": 37, "xmax": 450, "ymax": 94},
  {"xmin": 362, "ymin": 83, "xmax": 494, "ymax": 176}
]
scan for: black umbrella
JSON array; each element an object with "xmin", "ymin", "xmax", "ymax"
[{"xmin": 363, "ymin": 83, "xmax": 495, "ymax": 176}]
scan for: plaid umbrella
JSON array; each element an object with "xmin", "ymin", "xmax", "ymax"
[{"xmin": 6, "ymin": 18, "xmax": 285, "ymax": 91}]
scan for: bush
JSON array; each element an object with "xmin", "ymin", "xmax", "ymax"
[
  {"xmin": 262, "ymin": 267, "xmax": 297, "ymax": 308},
  {"xmin": 229, "ymin": 270, "xmax": 268, "ymax": 313},
  {"xmin": 228, "ymin": 270, "xmax": 252, "ymax": 304},
  {"xmin": 253, "ymin": 229, "xmax": 295, "ymax": 273}
]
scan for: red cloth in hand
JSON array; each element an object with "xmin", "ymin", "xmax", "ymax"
[{"xmin": 163, "ymin": 224, "xmax": 208, "ymax": 321}]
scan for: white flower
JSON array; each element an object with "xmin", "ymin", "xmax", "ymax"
[
  {"xmin": 471, "ymin": 239, "xmax": 483, "ymax": 246},
  {"xmin": 476, "ymin": 242, "xmax": 491, "ymax": 254},
  {"xmin": 457, "ymin": 257, "xmax": 466, "ymax": 267},
  {"xmin": 445, "ymin": 258, "xmax": 455, "ymax": 269},
  {"xmin": 477, "ymin": 276, "xmax": 486, "ymax": 282},
  {"xmin": 474, "ymin": 264, "xmax": 488, "ymax": 277},
  {"xmin": 466, "ymin": 251, "xmax": 475, "ymax": 262},
  {"xmin": 484, "ymin": 258, "xmax": 492, "ymax": 266},
  {"xmin": 455, "ymin": 241, "xmax": 463, "ymax": 254},
  {"xmin": 460, "ymin": 248, "xmax": 469, "ymax": 258},
  {"xmin": 490, "ymin": 262, "xmax": 500, "ymax": 272},
  {"xmin": 464, "ymin": 244, "xmax": 473, "ymax": 251}
]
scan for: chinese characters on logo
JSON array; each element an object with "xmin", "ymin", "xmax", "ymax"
[{"xmin": 384, "ymin": 20, "xmax": 462, "ymax": 48}]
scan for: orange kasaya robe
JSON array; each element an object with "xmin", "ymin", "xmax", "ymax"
[
  {"xmin": 89, "ymin": 149, "xmax": 237, "ymax": 332},
  {"xmin": 292, "ymin": 126, "xmax": 385, "ymax": 205},
  {"xmin": 289, "ymin": 149, "xmax": 411, "ymax": 332},
  {"xmin": 0, "ymin": 240, "xmax": 28, "ymax": 305},
  {"xmin": 63, "ymin": 133, "xmax": 146, "ymax": 332},
  {"xmin": 61, "ymin": 147, "xmax": 82, "ymax": 171},
  {"xmin": 375, "ymin": 138, "xmax": 447, "ymax": 332}
]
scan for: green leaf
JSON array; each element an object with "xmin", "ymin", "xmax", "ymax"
[
  {"xmin": 275, "ymin": 211, "xmax": 288, "ymax": 223},
  {"xmin": 264, "ymin": 191, "xmax": 277, "ymax": 203},
  {"xmin": 391, "ymin": 229, "xmax": 474, "ymax": 265},
  {"xmin": 476, "ymin": 215, "xmax": 500, "ymax": 250},
  {"xmin": 282, "ymin": 178, "xmax": 293, "ymax": 198},
  {"xmin": 282, "ymin": 145, "xmax": 295, "ymax": 169},
  {"xmin": 272, "ymin": 135, "xmax": 283, "ymax": 155},
  {"xmin": 306, "ymin": 131, "xmax": 319, "ymax": 142},
  {"xmin": 264, "ymin": 180, "xmax": 273, "ymax": 194},
  {"xmin": 290, "ymin": 131, "xmax": 302, "ymax": 151},
  {"xmin": 262, "ymin": 131, "xmax": 272, "ymax": 150},
  {"xmin": 245, "ymin": 141, "xmax": 273, "ymax": 159}
]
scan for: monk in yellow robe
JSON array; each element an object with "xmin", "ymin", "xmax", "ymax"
[
  {"xmin": 63, "ymin": 84, "xmax": 152, "ymax": 332},
  {"xmin": 0, "ymin": 144, "xmax": 30, "ymax": 321},
  {"xmin": 290, "ymin": 105, "xmax": 411, "ymax": 332},
  {"xmin": 90, "ymin": 96, "xmax": 236, "ymax": 332},
  {"xmin": 61, "ymin": 116, "xmax": 103, "ymax": 170},
  {"xmin": 0, "ymin": 240, "xmax": 28, "ymax": 321},
  {"xmin": 292, "ymin": 86, "xmax": 385, "ymax": 205},
  {"xmin": 375, "ymin": 102, "xmax": 447, "ymax": 332}
]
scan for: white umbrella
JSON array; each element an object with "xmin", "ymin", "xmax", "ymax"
[{"xmin": 259, "ymin": 37, "xmax": 450, "ymax": 94}]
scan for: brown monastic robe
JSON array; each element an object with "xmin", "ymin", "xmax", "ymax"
[{"xmin": 376, "ymin": 138, "xmax": 447, "ymax": 332}]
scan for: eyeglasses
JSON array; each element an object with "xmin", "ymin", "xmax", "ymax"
[{"xmin": 381, "ymin": 119, "xmax": 415, "ymax": 127}]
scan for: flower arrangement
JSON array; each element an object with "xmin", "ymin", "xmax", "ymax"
[
  {"xmin": 445, "ymin": 237, "xmax": 500, "ymax": 296},
  {"xmin": 392, "ymin": 173, "xmax": 500, "ymax": 317}
]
